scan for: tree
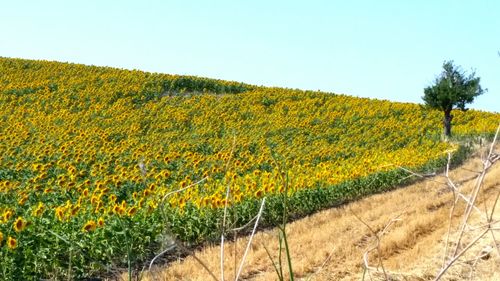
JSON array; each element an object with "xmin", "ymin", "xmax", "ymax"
[{"xmin": 422, "ymin": 61, "xmax": 485, "ymax": 137}]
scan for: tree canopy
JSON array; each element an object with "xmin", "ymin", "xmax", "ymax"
[{"xmin": 423, "ymin": 61, "xmax": 485, "ymax": 136}]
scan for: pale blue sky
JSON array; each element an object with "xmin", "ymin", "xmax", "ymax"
[{"xmin": 1, "ymin": 1, "xmax": 499, "ymax": 112}]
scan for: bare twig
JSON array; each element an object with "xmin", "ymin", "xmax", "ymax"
[
  {"xmin": 175, "ymin": 242, "xmax": 219, "ymax": 281},
  {"xmin": 305, "ymin": 247, "xmax": 336, "ymax": 281},
  {"xmin": 397, "ymin": 166, "xmax": 438, "ymax": 180},
  {"xmin": 451, "ymin": 126, "xmax": 499, "ymax": 259},
  {"xmin": 488, "ymin": 189, "xmax": 500, "ymax": 256},
  {"xmin": 437, "ymin": 123, "xmax": 500, "ymax": 279},
  {"xmin": 435, "ymin": 228, "xmax": 489, "ymax": 280},
  {"xmin": 221, "ymin": 134, "xmax": 236, "ymax": 281},
  {"xmin": 230, "ymin": 215, "xmax": 259, "ymax": 232},
  {"xmin": 351, "ymin": 209, "xmax": 403, "ymax": 280},
  {"xmin": 221, "ymin": 183, "xmax": 231, "ymax": 281},
  {"xmin": 442, "ymin": 153, "xmax": 459, "ymax": 267},
  {"xmin": 468, "ymin": 246, "xmax": 494, "ymax": 279},
  {"xmin": 235, "ymin": 198, "xmax": 266, "ymax": 281},
  {"xmin": 148, "ymin": 245, "xmax": 176, "ymax": 271},
  {"xmin": 160, "ymin": 177, "xmax": 208, "ymax": 203}
]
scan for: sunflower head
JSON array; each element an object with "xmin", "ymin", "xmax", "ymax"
[
  {"xmin": 254, "ymin": 189, "xmax": 264, "ymax": 198},
  {"xmin": 55, "ymin": 207, "xmax": 65, "ymax": 221},
  {"xmin": 97, "ymin": 217, "xmax": 105, "ymax": 227},
  {"xmin": 2, "ymin": 210, "xmax": 13, "ymax": 222},
  {"xmin": 32, "ymin": 202, "xmax": 45, "ymax": 217},
  {"xmin": 82, "ymin": 220, "xmax": 96, "ymax": 232},
  {"xmin": 13, "ymin": 217, "xmax": 27, "ymax": 232},
  {"xmin": 7, "ymin": 236, "xmax": 17, "ymax": 250},
  {"xmin": 127, "ymin": 206, "xmax": 138, "ymax": 216}
]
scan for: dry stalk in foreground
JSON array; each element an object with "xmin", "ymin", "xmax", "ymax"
[
  {"xmin": 435, "ymin": 125, "xmax": 500, "ymax": 280},
  {"xmin": 351, "ymin": 209, "xmax": 404, "ymax": 281},
  {"xmin": 351, "ymin": 124, "xmax": 500, "ymax": 281}
]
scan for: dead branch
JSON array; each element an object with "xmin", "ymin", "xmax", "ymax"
[{"xmin": 351, "ymin": 208, "xmax": 405, "ymax": 281}]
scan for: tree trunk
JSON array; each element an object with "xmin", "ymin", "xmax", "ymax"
[{"xmin": 443, "ymin": 110, "xmax": 453, "ymax": 137}]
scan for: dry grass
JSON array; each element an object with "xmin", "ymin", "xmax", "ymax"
[{"xmin": 122, "ymin": 145, "xmax": 500, "ymax": 281}]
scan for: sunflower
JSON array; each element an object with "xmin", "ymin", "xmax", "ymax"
[
  {"xmin": 254, "ymin": 189, "xmax": 264, "ymax": 198},
  {"xmin": 112, "ymin": 204, "xmax": 126, "ymax": 216},
  {"xmin": 94, "ymin": 201, "xmax": 104, "ymax": 213},
  {"xmin": 233, "ymin": 193, "xmax": 242, "ymax": 203},
  {"xmin": 2, "ymin": 210, "xmax": 13, "ymax": 222},
  {"xmin": 82, "ymin": 220, "xmax": 97, "ymax": 232},
  {"xmin": 82, "ymin": 188, "xmax": 90, "ymax": 196},
  {"xmin": 32, "ymin": 163, "xmax": 42, "ymax": 172},
  {"xmin": 132, "ymin": 191, "xmax": 138, "ymax": 201},
  {"xmin": 137, "ymin": 198, "xmax": 145, "ymax": 208},
  {"xmin": 55, "ymin": 207, "xmax": 65, "ymax": 221},
  {"xmin": 97, "ymin": 217, "xmax": 105, "ymax": 227},
  {"xmin": 7, "ymin": 236, "xmax": 17, "ymax": 250},
  {"xmin": 13, "ymin": 217, "xmax": 27, "ymax": 232},
  {"xmin": 118, "ymin": 206, "xmax": 126, "ymax": 216},
  {"xmin": 18, "ymin": 196, "xmax": 28, "ymax": 206},
  {"xmin": 127, "ymin": 206, "xmax": 138, "ymax": 217},
  {"xmin": 70, "ymin": 205, "xmax": 80, "ymax": 217},
  {"xmin": 32, "ymin": 202, "xmax": 45, "ymax": 217}
]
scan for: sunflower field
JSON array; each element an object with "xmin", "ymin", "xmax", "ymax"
[{"xmin": 0, "ymin": 57, "xmax": 498, "ymax": 279}]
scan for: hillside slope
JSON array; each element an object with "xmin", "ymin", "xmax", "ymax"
[
  {"xmin": 140, "ymin": 145, "xmax": 500, "ymax": 281},
  {"xmin": 1, "ymin": 57, "xmax": 499, "ymax": 279}
]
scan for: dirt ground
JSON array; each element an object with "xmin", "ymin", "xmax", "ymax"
[{"xmin": 124, "ymin": 144, "xmax": 500, "ymax": 281}]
